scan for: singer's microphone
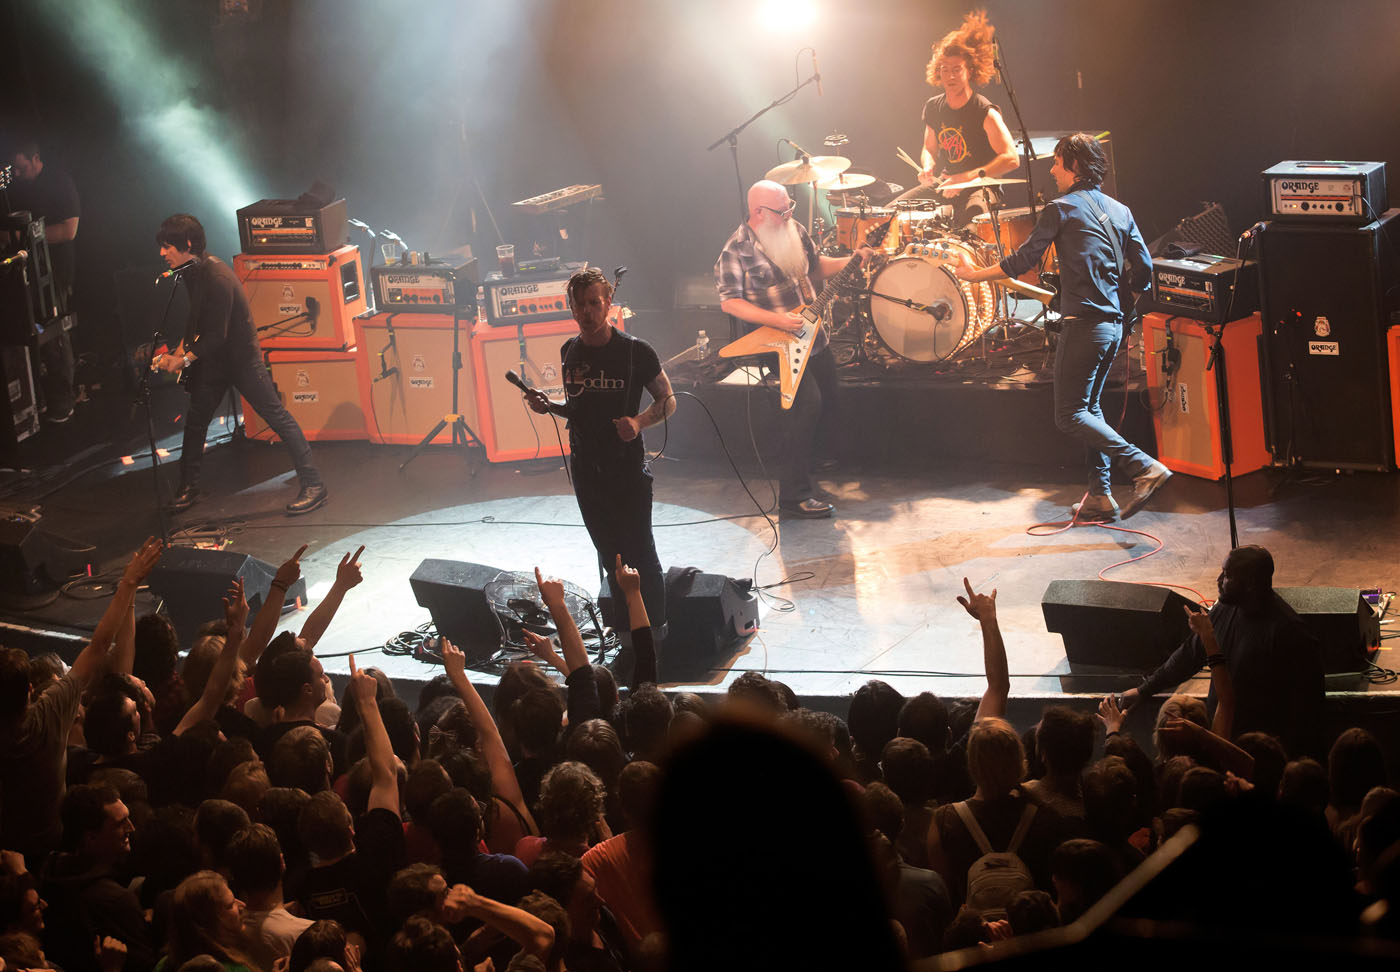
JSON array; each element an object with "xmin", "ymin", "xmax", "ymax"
[
  {"xmin": 0, "ymin": 250, "xmax": 27, "ymax": 269},
  {"xmin": 505, "ymin": 369, "xmax": 528, "ymax": 391},
  {"xmin": 812, "ymin": 50, "xmax": 822, "ymax": 97}
]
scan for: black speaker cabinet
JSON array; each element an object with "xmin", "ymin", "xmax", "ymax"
[
  {"xmin": 1042, "ymin": 580, "xmax": 1193, "ymax": 673},
  {"xmin": 1275, "ymin": 587, "xmax": 1379, "ymax": 675},
  {"xmin": 1257, "ymin": 210, "xmax": 1400, "ymax": 470},
  {"xmin": 408, "ymin": 559, "xmax": 509, "ymax": 664},
  {"xmin": 660, "ymin": 567, "xmax": 759, "ymax": 682},
  {"xmin": 147, "ymin": 548, "xmax": 307, "ymax": 647}
]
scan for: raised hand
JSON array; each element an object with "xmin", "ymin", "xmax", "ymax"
[
  {"xmin": 1097, "ymin": 695, "xmax": 1125, "ymax": 735},
  {"xmin": 347, "ymin": 653, "xmax": 378, "ymax": 707},
  {"xmin": 223, "ymin": 577, "xmax": 249, "ymax": 631},
  {"xmin": 613, "ymin": 415, "xmax": 641, "ymax": 442},
  {"xmin": 121, "ymin": 537, "xmax": 164, "ymax": 586},
  {"xmin": 440, "ymin": 638, "xmax": 466, "ymax": 680},
  {"xmin": 336, "ymin": 545, "xmax": 365, "ymax": 589},
  {"xmin": 1183, "ymin": 602, "xmax": 1215, "ymax": 641},
  {"xmin": 956, "ymin": 576, "xmax": 997, "ymax": 622},
  {"xmin": 274, "ymin": 543, "xmax": 308, "ymax": 589},
  {"xmin": 534, "ymin": 567, "xmax": 566, "ymax": 608},
  {"xmin": 614, "ymin": 554, "xmax": 641, "ymax": 597},
  {"xmin": 94, "ymin": 935, "xmax": 127, "ymax": 972}
]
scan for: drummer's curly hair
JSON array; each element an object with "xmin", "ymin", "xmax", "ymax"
[
  {"xmin": 926, "ymin": 9, "xmax": 998, "ymax": 89},
  {"xmin": 567, "ymin": 266, "xmax": 614, "ymax": 305}
]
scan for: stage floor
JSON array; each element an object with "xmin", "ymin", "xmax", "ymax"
[{"xmin": 5, "ymin": 380, "xmax": 1399, "ymax": 725}]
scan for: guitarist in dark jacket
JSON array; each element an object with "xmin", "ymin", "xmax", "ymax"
[
  {"xmin": 151, "ymin": 213, "xmax": 327, "ymax": 515},
  {"xmin": 715, "ymin": 180, "xmax": 873, "ymax": 519},
  {"xmin": 955, "ymin": 134, "xmax": 1170, "ymax": 522}
]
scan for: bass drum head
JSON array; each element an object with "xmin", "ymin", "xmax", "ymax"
[{"xmin": 869, "ymin": 255, "xmax": 971, "ymax": 362}]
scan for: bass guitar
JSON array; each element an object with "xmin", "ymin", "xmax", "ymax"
[{"xmin": 719, "ymin": 218, "xmax": 893, "ymax": 409}]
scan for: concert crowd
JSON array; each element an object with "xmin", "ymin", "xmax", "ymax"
[{"xmin": 1, "ymin": 537, "xmax": 1396, "ymax": 972}]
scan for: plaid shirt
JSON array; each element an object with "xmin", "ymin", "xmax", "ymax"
[{"xmin": 714, "ymin": 221, "xmax": 827, "ymax": 352}]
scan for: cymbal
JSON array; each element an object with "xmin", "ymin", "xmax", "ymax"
[
  {"xmin": 818, "ymin": 172, "xmax": 877, "ymax": 191},
  {"xmin": 938, "ymin": 174, "xmax": 1028, "ymax": 192},
  {"xmin": 766, "ymin": 155, "xmax": 851, "ymax": 185}
]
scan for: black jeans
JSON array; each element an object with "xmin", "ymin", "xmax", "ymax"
[
  {"xmin": 571, "ymin": 458, "xmax": 665, "ymax": 631},
  {"xmin": 180, "ymin": 353, "xmax": 320, "ymax": 489},
  {"xmin": 779, "ymin": 346, "xmax": 837, "ymax": 503}
]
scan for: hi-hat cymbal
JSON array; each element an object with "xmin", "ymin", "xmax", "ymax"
[
  {"xmin": 818, "ymin": 172, "xmax": 877, "ymax": 191},
  {"xmin": 938, "ymin": 174, "xmax": 1028, "ymax": 192},
  {"xmin": 766, "ymin": 155, "xmax": 851, "ymax": 185}
]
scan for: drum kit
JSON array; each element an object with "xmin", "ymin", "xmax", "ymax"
[{"xmin": 764, "ymin": 152, "xmax": 1057, "ymax": 370}]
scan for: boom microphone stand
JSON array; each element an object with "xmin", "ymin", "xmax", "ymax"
[
  {"xmin": 398, "ymin": 308, "xmax": 484, "ymax": 475},
  {"xmin": 993, "ymin": 40, "xmax": 1040, "ymax": 221},
  {"xmin": 707, "ymin": 54, "xmax": 822, "ymax": 223}
]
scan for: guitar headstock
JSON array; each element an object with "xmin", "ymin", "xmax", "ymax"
[{"xmin": 863, "ymin": 219, "xmax": 893, "ymax": 249}]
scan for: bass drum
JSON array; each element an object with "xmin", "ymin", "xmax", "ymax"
[{"xmin": 868, "ymin": 239, "xmax": 997, "ymax": 363}]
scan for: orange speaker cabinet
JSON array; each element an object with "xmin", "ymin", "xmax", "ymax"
[
  {"xmin": 1388, "ymin": 326, "xmax": 1400, "ymax": 468},
  {"xmin": 471, "ymin": 310, "xmax": 627, "ymax": 463},
  {"xmin": 354, "ymin": 312, "xmax": 480, "ymax": 445},
  {"xmin": 234, "ymin": 246, "xmax": 367, "ymax": 351},
  {"xmin": 1141, "ymin": 311, "xmax": 1271, "ymax": 480},
  {"xmin": 241, "ymin": 348, "xmax": 368, "ymax": 442}
]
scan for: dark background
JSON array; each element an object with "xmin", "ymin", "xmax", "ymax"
[{"xmin": 3, "ymin": 0, "xmax": 1398, "ymax": 362}]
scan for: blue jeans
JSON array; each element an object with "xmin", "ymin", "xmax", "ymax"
[{"xmin": 1053, "ymin": 319, "xmax": 1156, "ymax": 495}]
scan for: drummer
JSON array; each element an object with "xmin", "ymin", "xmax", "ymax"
[{"xmin": 895, "ymin": 9, "xmax": 1019, "ymax": 227}]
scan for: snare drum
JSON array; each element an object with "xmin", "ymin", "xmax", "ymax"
[
  {"xmin": 834, "ymin": 206, "xmax": 895, "ymax": 251},
  {"xmin": 868, "ymin": 238, "xmax": 997, "ymax": 363},
  {"xmin": 969, "ymin": 207, "xmax": 1058, "ymax": 284}
]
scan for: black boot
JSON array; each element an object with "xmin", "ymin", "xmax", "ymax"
[{"xmin": 286, "ymin": 483, "xmax": 328, "ymax": 515}]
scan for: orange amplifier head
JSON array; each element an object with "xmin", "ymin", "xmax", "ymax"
[
  {"xmin": 481, "ymin": 263, "xmax": 586, "ymax": 326},
  {"xmin": 370, "ymin": 258, "xmax": 479, "ymax": 313}
]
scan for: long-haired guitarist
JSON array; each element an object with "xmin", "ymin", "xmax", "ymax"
[
  {"xmin": 714, "ymin": 180, "xmax": 871, "ymax": 519},
  {"xmin": 151, "ymin": 213, "xmax": 327, "ymax": 515}
]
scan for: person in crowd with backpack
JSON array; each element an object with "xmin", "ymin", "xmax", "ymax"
[{"xmin": 927, "ymin": 717, "xmax": 1069, "ymax": 915}]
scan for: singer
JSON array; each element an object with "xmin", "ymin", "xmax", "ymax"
[
  {"xmin": 522, "ymin": 267, "xmax": 674, "ymax": 637},
  {"xmin": 152, "ymin": 214, "xmax": 327, "ymax": 515},
  {"xmin": 954, "ymin": 134, "xmax": 1170, "ymax": 522},
  {"xmin": 894, "ymin": 9, "xmax": 1018, "ymax": 227}
]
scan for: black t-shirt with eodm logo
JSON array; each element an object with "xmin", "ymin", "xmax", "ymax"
[{"xmin": 560, "ymin": 326, "xmax": 661, "ymax": 472}]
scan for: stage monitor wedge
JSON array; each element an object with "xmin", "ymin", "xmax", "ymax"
[
  {"xmin": 408, "ymin": 559, "xmax": 508, "ymax": 665},
  {"xmin": 1042, "ymin": 579, "xmax": 1193, "ymax": 673},
  {"xmin": 148, "ymin": 548, "xmax": 307, "ymax": 647}
]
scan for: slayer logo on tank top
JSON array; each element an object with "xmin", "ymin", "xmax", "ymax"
[{"xmin": 938, "ymin": 125, "xmax": 970, "ymax": 165}]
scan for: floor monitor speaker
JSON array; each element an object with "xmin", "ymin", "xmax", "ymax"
[
  {"xmin": 1042, "ymin": 579, "xmax": 1193, "ymax": 673},
  {"xmin": 1275, "ymin": 586, "xmax": 1380, "ymax": 675},
  {"xmin": 147, "ymin": 548, "xmax": 306, "ymax": 647},
  {"xmin": 408, "ymin": 559, "xmax": 508, "ymax": 664}
]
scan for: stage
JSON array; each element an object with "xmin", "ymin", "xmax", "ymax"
[{"xmin": 3, "ymin": 365, "xmax": 1398, "ymax": 755}]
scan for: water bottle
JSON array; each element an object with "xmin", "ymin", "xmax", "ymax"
[{"xmin": 697, "ymin": 329, "xmax": 709, "ymax": 360}]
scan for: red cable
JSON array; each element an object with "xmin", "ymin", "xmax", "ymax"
[{"xmin": 1026, "ymin": 491, "xmax": 1213, "ymax": 604}]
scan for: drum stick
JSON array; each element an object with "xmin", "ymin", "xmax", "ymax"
[{"xmin": 896, "ymin": 146, "xmax": 922, "ymax": 172}]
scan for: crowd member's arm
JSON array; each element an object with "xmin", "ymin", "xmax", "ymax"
[
  {"xmin": 440, "ymin": 639, "xmax": 538, "ymax": 834},
  {"xmin": 174, "ymin": 578, "xmax": 247, "ymax": 735},
  {"xmin": 446, "ymin": 885, "xmax": 554, "ymax": 959},
  {"xmin": 615, "ymin": 555, "xmax": 657, "ymax": 688},
  {"xmin": 348, "ymin": 654, "xmax": 397, "ymax": 813},
  {"xmin": 1098, "ymin": 695, "xmax": 1127, "ymax": 738},
  {"xmin": 535, "ymin": 567, "xmax": 600, "ymax": 730},
  {"xmin": 1184, "ymin": 604, "xmax": 1237, "ymax": 739},
  {"xmin": 958, "ymin": 577, "xmax": 1009, "ymax": 721},
  {"xmin": 522, "ymin": 630, "xmax": 569, "ymax": 677},
  {"xmin": 1156, "ymin": 718, "xmax": 1255, "ymax": 780},
  {"xmin": 110, "ymin": 602, "xmax": 136, "ymax": 676},
  {"xmin": 299, "ymin": 546, "xmax": 364, "ymax": 651},
  {"xmin": 242, "ymin": 543, "xmax": 306, "ymax": 668},
  {"xmin": 72, "ymin": 539, "xmax": 164, "ymax": 688}
]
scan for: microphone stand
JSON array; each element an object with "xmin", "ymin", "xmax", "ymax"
[
  {"xmin": 707, "ymin": 67, "xmax": 822, "ymax": 224},
  {"xmin": 995, "ymin": 42, "xmax": 1039, "ymax": 222}
]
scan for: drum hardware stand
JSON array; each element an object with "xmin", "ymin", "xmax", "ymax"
[{"xmin": 707, "ymin": 61, "xmax": 822, "ymax": 224}]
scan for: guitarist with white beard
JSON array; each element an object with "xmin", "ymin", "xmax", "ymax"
[{"xmin": 715, "ymin": 180, "xmax": 873, "ymax": 519}]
